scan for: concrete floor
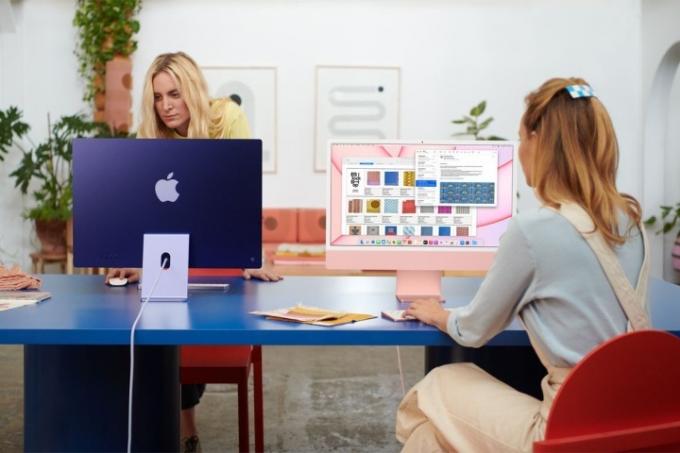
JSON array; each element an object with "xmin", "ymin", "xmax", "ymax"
[{"xmin": 0, "ymin": 345, "xmax": 424, "ymax": 452}]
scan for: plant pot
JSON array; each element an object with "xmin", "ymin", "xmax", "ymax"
[
  {"xmin": 94, "ymin": 91, "xmax": 106, "ymax": 110},
  {"xmin": 672, "ymin": 238, "xmax": 680, "ymax": 272},
  {"xmin": 93, "ymin": 110, "xmax": 106, "ymax": 123},
  {"xmin": 105, "ymin": 55, "xmax": 133, "ymax": 133},
  {"xmin": 35, "ymin": 219, "xmax": 67, "ymax": 255}
]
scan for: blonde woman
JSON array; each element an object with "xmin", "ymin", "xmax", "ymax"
[
  {"xmin": 137, "ymin": 52, "xmax": 248, "ymax": 140},
  {"xmin": 396, "ymin": 78, "xmax": 649, "ymax": 452},
  {"xmin": 106, "ymin": 51, "xmax": 280, "ymax": 453}
]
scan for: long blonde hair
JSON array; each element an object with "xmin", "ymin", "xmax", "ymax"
[
  {"xmin": 522, "ymin": 77, "xmax": 641, "ymax": 247},
  {"xmin": 138, "ymin": 52, "xmax": 211, "ymax": 138}
]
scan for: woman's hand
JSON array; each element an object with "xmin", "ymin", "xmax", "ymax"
[
  {"xmin": 404, "ymin": 298, "xmax": 450, "ymax": 332},
  {"xmin": 105, "ymin": 268, "xmax": 140, "ymax": 284},
  {"xmin": 243, "ymin": 268, "xmax": 283, "ymax": 282}
]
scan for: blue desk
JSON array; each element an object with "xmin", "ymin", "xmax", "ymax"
[{"xmin": 3, "ymin": 275, "xmax": 680, "ymax": 452}]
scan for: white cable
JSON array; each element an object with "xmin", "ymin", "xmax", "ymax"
[
  {"xmin": 396, "ymin": 346, "xmax": 406, "ymax": 396},
  {"xmin": 127, "ymin": 260, "xmax": 167, "ymax": 453}
]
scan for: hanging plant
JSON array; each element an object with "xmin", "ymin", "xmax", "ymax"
[{"xmin": 73, "ymin": 0, "xmax": 142, "ymax": 103}]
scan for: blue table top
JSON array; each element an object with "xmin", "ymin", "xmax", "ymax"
[{"xmin": 0, "ymin": 275, "xmax": 678, "ymax": 346}]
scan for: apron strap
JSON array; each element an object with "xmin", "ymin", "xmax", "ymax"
[
  {"xmin": 550, "ymin": 203, "xmax": 651, "ymax": 331},
  {"xmin": 519, "ymin": 202, "xmax": 648, "ymax": 408}
]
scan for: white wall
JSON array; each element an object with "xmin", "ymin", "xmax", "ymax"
[
  {"xmin": 641, "ymin": 0, "xmax": 680, "ymax": 281},
  {"xmin": 0, "ymin": 0, "xmax": 85, "ymax": 270},
  {"xmin": 132, "ymin": 0, "xmax": 643, "ymax": 213},
  {"xmin": 669, "ymin": 67, "xmax": 680, "ymax": 282},
  {"xmin": 2, "ymin": 0, "xmax": 678, "ymax": 276}
]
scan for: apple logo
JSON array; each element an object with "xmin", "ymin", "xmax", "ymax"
[{"xmin": 155, "ymin": 172, "xmax": 180, "ymax": 202}]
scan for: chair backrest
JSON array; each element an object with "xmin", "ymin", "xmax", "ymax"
[
  {"xmin": 297, "ymin": 208, "xmax": 325, "ymax": 243},
  {"xmin": 534, "ymin": 330, "xmax": 680, "ymax": 452},
  {"xmin": 262, "ymin": 208, "xmax": 298, "ymax": 243}
]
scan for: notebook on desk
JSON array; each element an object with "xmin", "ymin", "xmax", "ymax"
[{"xmin": 0, "ymin": 291, "xmax": 50, "ymax": 311}]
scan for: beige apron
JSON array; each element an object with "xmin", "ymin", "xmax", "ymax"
[{"xmin": 396, "ymin": 203, "xmax": 650, "ymax": 453}]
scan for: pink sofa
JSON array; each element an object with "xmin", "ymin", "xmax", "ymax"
[{"xmin": 262, "ymin": 208, "xmax": 325, "ymax": 264}]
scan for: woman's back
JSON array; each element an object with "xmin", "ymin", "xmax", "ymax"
[
  {"xmin": 515, "ymin": 208, "xmax": 645, "ymax": 366},
  {"xmin": 448, "ymin": 207, "xmax": 645, "ymax": 367},
  {"xmin": 397, "ymin": 77, "xmax": 650, "ymax": 453}
]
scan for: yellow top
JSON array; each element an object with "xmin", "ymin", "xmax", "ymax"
[
  {"xmin": 172, "ymin": 98, "xmax": 251, "ymax": 139},
  {"xmin": 209, "ymin": 98, "xmax": 251, "ymax": 139}
]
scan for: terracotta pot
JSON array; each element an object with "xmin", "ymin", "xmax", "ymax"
[
  {"xmin": 35, "ymin": 219, "xmax": 67, "ymax": 255},
  {"xmin": 672, "ymin": 237, "xmax": 680, "ymax": 271},
  {"xmin": 93, "ymin": 110, "xmax": 106, "ymax": 123},
  {"xmin": 94, "ymin": 91, "xmax": 106, "ymax": 110},
  {"xmin": 66, "ymin": 217, "xmax": 73, "ymax": 251},
  {"xmin": 105, "ymin": 55, "xmax": 133, "ymax": 133},
  {"xmin": 93, "ymin": 73, "xmax": 105, "ymax": 92}
]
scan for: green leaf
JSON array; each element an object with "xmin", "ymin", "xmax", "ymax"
[
  {"xmin": 644, "ymin": 216, "xmax": 657, "ymax": 226},
  {"xmin": 478, "ymin": 117, "xmax": 494, "ymax": 131},
  {"xmin": 3, "ymin": 109, "xmax": 119, "ymax": 220},
  {"xmin": 453, "ymin": 101, "xmax": 505, "ymax": 142},
  {"xmin": 0, "ymin": 106, "xmax": 31, "ymax": 159},
  {"xmin": 73, "ymin": 0, "xmax": 141, "ymax": 101},
  {"xmin": 470, "ymin": 100, "xmax": 487, "ymax": 117}
]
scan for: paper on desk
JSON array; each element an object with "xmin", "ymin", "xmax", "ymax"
[
  {"xmin": 381, "ymin": 310, "xmax": 416, "ymax": 322},
  {"xmin": 0, "ymin": 291, "xmax": 50, "ymax": 311},
  {"xmin": 250, "ymin": 304, "xmax": 375, "ymax": 326},
  {"xmin": 382, "ymin": 308, "xmax": 457, "ymax": 322}
]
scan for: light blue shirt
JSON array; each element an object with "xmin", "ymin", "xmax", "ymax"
[{"xmin": 446, "ymin": 207, "xmax": 645, "ymax": 367}]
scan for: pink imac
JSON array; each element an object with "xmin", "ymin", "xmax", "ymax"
[{"xmin": 326, "ymin": 140, "xmax": 518, "ymax": 302}]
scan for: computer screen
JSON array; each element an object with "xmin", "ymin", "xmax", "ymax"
[
  {"xmin": 72, "ymin": 138, "xmax": 262, "ymax": 269},
  {"xmin": 326, "ymin": 140, "xmax": 517, "ymax": 300}
]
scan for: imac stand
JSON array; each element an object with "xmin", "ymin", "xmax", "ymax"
[
  {"xmin": 396, "ymin": 270, "xmax": 443, "ymax": 303},
  {"xmin": 141, "ymin": 234, "xmax": 190, "ymax": 301}
]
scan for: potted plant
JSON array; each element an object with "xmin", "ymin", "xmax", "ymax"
[
  {"xmin": 645, "ymin": 203, "xmax": 680, "ymax": 271},
  {"xmin": 73, "ymin": 0, "xmax": 141, "ymax": 103},
  {"xmin": 73, "ymin": 0, "xmax": 141, "ymax": 132},
  {"xmin": 451, "ymin": 100, "xmax": 519, "ymax": 207},
  {"xmin": 0, "ymin": 106, "xmax": 110, "ymax": 254},
  {"xmin": 451, "ymin": 100, "xmax": 506, "ymax": 140}
]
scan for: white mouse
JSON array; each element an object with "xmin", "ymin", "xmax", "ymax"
[{"xmin": 108, "ymin": 277, "xmax": 129, "ymax": 287}]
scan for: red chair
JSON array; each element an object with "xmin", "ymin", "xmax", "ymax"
[
  {"xmin": 534, "ymin": 330, "xmax": 680, "ymax": 452},
  {"xmin": 180, "ymin": 268, "xmax": 263, "ymax": 453}
]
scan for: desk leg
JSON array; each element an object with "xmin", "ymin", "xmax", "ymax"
[
  {"xmin": 424, "ymin": 345, "xmax": 545, "ymax": 399},
  {"xmin": 24, "ymin": 344, "xmax": 179, "ymax": 452}
]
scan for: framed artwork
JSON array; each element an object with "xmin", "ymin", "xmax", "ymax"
[
  {"xmin": 314, "ymin": 65, "xmax": 401, "ymax": 172},
  {"xmin": 201, "ymin": 66, "xmax": 277, "ymax": 173}
]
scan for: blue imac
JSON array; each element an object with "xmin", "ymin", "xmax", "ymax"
[{"xmin": 72, "ymin": 138, "xmax": 262, "ymax": 298}]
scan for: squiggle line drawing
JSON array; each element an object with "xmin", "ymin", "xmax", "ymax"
[{"xmin": 327, "ymin": 86, "xmax": 386, "ymax": 137}]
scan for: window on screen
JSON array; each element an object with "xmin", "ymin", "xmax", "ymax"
[{"xmin": 341, "ymin": 157, "xmax": 478, "ymax": 244}]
